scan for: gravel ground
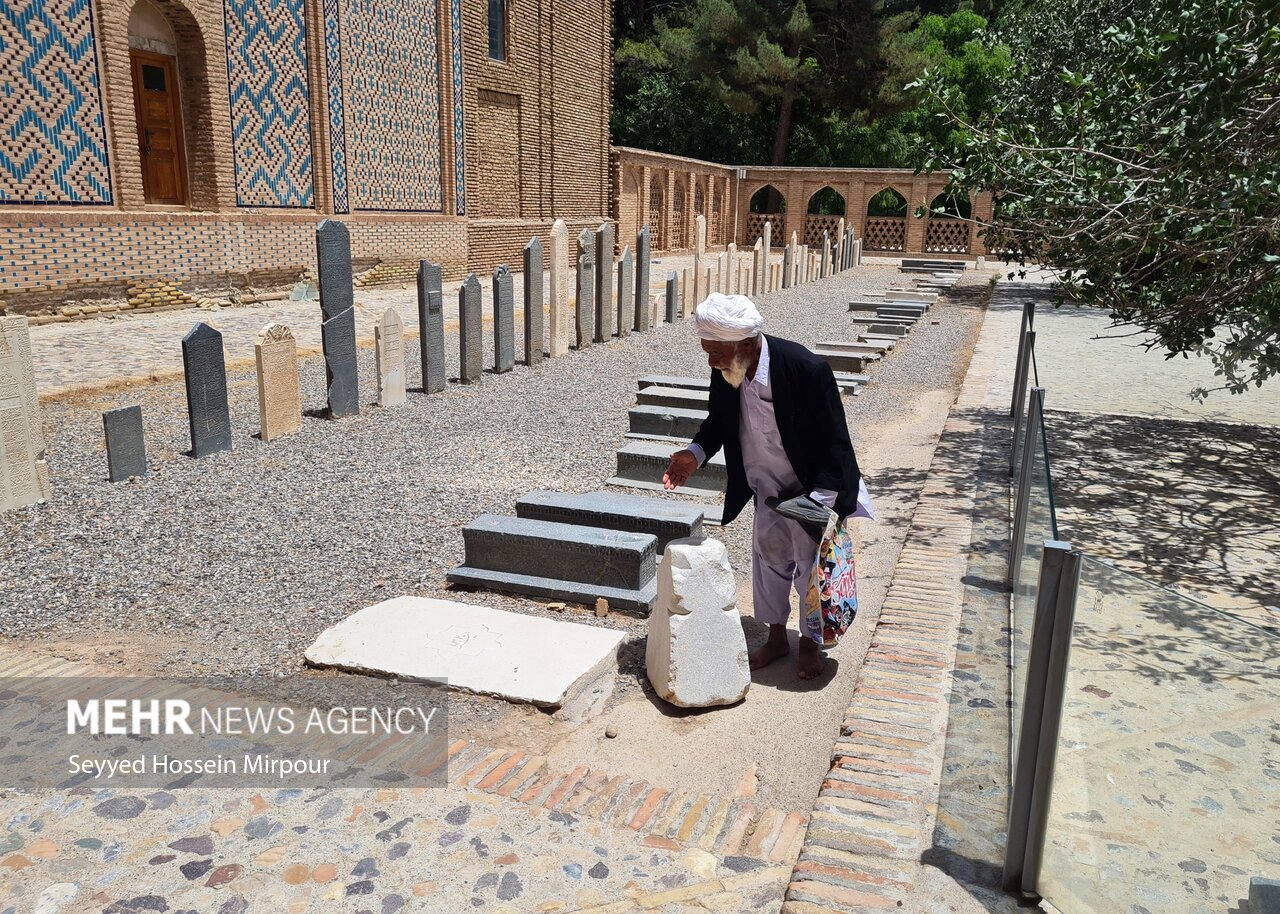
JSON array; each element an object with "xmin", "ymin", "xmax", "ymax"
[{"xmin": 1, "ymin": 265, "xmax": 990, "ymax": 726}]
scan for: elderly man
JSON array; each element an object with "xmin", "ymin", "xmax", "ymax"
[{"xmin": 663, "ymin": 293, "xmax": 866, "ymax": 680}]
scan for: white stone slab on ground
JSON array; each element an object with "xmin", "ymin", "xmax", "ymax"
[{"xmin": 305, "ymin": 596, "xmax": 626, "ymax": 709}]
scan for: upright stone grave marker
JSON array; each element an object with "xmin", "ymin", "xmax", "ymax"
[
  {"xmin": 763, "ymin": 220, "xmax": 772, "ymax": 290},
  {"xmin": 693, "ymin": 214, "xmax": 706, "ymax": 305},
  {"xmin": 322, "ymin": 306, "xmax": 358, "ymax": 418},
  {"xmin": 459, "ymin": 273, "xmax": 483, "ymax": 382},
  {"xmin": 315, "ymin": 220, "xmax": 353, "ymax": 321},
  {"xmin": 576, "ymin": 228, "xmax": 595, "ymax": 348},
  {"xmin": 716, "ymin": 252, "xmax": 727, "ymax": 292},
  {"xmin": 727, "ymin": 242, "xmax": 737, "ymax": 293},
  {"xmin": 493, "ymin": 265, "xmax": 515, "ymax": 373},
  {"xmin": 617, "ymin": 245, "xmax": 633, "ymax": 339},
  {"xmin": 751, "ymin": 239, "xmax": 762, "ymax": 295},
  {"xmin": 182, "ymin": 322, "xmax": 233, "ymax": 455},
  {"xmin": 376, "ymin": 309, "xmax": 407, "ymax": 405},
  {"xmin": 634, "ymin": 225, "xmax": 651, "ymax": 333},
  {"xmin": 549, "ymin": 219, "xmax": 570, "ymax": 357},
  {"xmin": 821, "ymin": 232, "xmax": 831, "ymax": 278},
  {"xmin": 255, "ymin": 322, "xmax": 301, "ymax": 441},
  {"xmin": 665, "ymin": 272, "xmax": 678, "ymax": 323},
  {"xmin": 523, "ymin": 236, "xmax": 544, "ymax": 366},
  {"xmin": 594, "ymin": 222, "xmax": 613, "ymax": 342},
  {"xmin": 0, "ymin": 317, "xmax": 51, "ymax": 511},
  {"xmin": 417, "ymin": 261, "xmax": 445, "ymax": 394},
  {"xmin": 782, "ymin": 245, "xmax": 793, "ymax": 289},
  {"xmin": 682, "ymin": 268, "xmax": 693, "ymax": 316},
  {"xmin": 102, "ymin": 405, "xmax": 146, "ymax": 483},
  {"xmin": 836, "ymin": 218, "xmax": 846, "ymax": 270}
]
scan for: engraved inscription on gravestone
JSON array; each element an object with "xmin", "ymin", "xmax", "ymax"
[
  {"xmin": 103, "ymin": 405, "xmax": 147, "ymax": 482},
  {"xmin": 459, "ymin": 273, "xmax": 483, "ymax": 382},
  {"xmin": 492, "ymin": 265, "xmax": 515, "ymax": 374},
  {"xmin": 418, "ymin": 261, "xmax": 446, "ymax": 394},
  {"xmin": 549, "ymin": 219, "xmax": 570, "ymax": 357},
  {"xmin": 665, "ymin": 272, "xmax": 678, "ymax": 324},
  {"xmin": 617, "ymin": 245, "xmax": 633, "ymax": 340},
  {"xmin": 576, "ymin": 228, "xmax": 595, "ymax": 348},
  {"xmin": 634, "ymin": 225, "xmax": 651, "ymax": 333},
  {"xmin": 322, "ymin": 307, "xmax": 359, "ymax": 418},
  {"xmin": 0, "ymin": 316, "xmax": 51, "ymax": 511},
  {"xmin": 594, "ymin": 222, "xmax": 613, "ymax": 343},
  {"xmin": 255, "ymin": 322, "xmax": 302, "ymax": 442},
  {"xmin": 523, "ymin": 236, "xmax": 544, "ymax": 367},
  {"xmin": 316, "ymin": 220, "xmax": 353, "ymax": 322},
  {"xmin": 376, "ymin": 309, "xmax": 406, "ymax": 406},
  {"xmin": 182, "ymin": 322, "xmax": 232, "ymax": 456}
]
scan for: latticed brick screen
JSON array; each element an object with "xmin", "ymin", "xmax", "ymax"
[
  {"xmin": 649, "ymin": 187, "xmax": 665, "ymax": 249},
  {"xmin": 745, "ymin": 212, "xmax": 780, "ymax": 244},
  {"xmin": 924, "ymin": 217, "xmax": 970, "ymax": 254},
  {"xmin": 803, "ymin": 214, "xmax": 841, "ymax": 247},
  {"xmin": 671, "ymin": 198, "xmax": 687, "ymax": 249},
  {"xmin": 864, "ymin": 217, "xmax": 906, "ymax": 252}
]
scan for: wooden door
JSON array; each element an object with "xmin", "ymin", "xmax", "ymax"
[{"xmin": 130, "ymin": 51, "xmax": 188, "ymax": 206}]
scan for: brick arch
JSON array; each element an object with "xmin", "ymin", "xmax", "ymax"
[
  {"xmin": 805, "ymin": 184, "xmax": 846, "ymax": 216},
  {"xmin": 746, "ymin": 182, "xmax": 787, "ymax": 214},
  {"xmin": 864, "ymin": 186, "xmax": 909, "ymax": 252}
]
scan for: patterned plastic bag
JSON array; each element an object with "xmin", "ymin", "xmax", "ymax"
[{"xmin": 802, "ymin": 515, "xmax": 859, "ymax": 647}]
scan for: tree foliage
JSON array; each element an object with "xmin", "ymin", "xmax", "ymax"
[{"xmin": 919, "ymin": 0, "xmax": 1280, "ymax": 395}]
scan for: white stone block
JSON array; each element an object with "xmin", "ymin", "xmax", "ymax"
[{"xmin": 646, "ymin": 538, "xmax": 749, "ymax": 708}]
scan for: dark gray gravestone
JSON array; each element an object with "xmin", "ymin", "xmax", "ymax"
[
  {"xmin": 616, "ymin": 245, "xmax": 633, "ymax": 340},
  {"xmin": 417, "ymin": 260, "xmax": 445, "ymax": 393},
  {"xmin": 594, "ymin": 222, "xmax": 613, "ymax": 342},
  {"xmin": 523, "ymin": 236, "xmax": 544, "ymax": 367},
  {"xmin": 182, "ymin": 323, "xmax": 232, "ymax": 457},
  {"xmin": 459, "ymin": 273, "xmax": 483, "ymax": 382},
  {"xmin": 515, "ymin": 490, "xmax": 703, "ymax": 554},
  {"xmin": 575, "ymin": 228, "xmax": 594, "ymax": 348},
  {"xmin": 821, "ymin": 232, "xmax": 830, "ymax": 277},
  {"xmin": 782, "ymin": 246, "xmax": 793, "ymax": 289},
  {"xmin": 665, "ymin": 272, "xmax": 678, "ymax": 324},
  {"xmin": 492, "ymin": 264, "xmax": 515, "ymax": 374},
  {"xmin": 634, "ymin": 225, "xmax": 651, "ymax": 332},
  {"xmin": 322, "ymin": 307, "xmax": 359, "ymax": 418},
  {"xmin": 103, "ymin": 405, "xmax": 146, "ymax": 481},
  {"xmin": 316, "ymin": 220, "xmax": 353, "ymax": 322}
]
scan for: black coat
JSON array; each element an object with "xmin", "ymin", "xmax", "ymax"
[{"xmin": 691, "ymin": 334, "xmax": 862, "ymax": 525}]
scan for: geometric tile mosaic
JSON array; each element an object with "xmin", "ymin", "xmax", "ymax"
[
  {"xmin": 322, "ymin": 0, "xmax": 349, "ymax": 213},
  {"xmin": 449, "ymin": 0, "xmax": 465, "ymax": 214},
  {"xmin": 0, "ymin": 0, "xmax": 112, "ymax": 204},
  {"xmin": 341, "ymin": 0, "xmax": 443, "ymax": 212},
  {"xmin": 223, "ymin": 0, "xmax": 314, "ymax": 207}
]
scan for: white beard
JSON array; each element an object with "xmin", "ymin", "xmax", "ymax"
[{"xmin": 720, "ymin": 352, "xmax": 752, "ymax": 389}]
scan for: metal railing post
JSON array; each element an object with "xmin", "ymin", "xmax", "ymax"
[
  {"xmin": 1008, "ymin": 387, "xmax": 1044, "ymax": 588},
  {"xmin": 1009, "ymin": 330, "xmax": 1036, "ymax": 474}
]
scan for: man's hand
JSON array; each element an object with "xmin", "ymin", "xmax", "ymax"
[{"xmin": 663, "ymin": 449, "xmax": 698, "ymax": 490}]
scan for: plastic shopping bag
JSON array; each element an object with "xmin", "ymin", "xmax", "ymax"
[{"xmin": 802, "ymin": 515, "xmax": 859, "ymax": 647}]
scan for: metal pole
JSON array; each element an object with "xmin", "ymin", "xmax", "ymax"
[
  {"xmin": 1022, "ymin": 546, "xmax": 1083, "ymax": 896},
  {"xmin": 1002, "ymin": 539, "xmax": 1073, "ymax": 893},
  {"xmin": 1009, "ymin": 331, "xmax": 1036, "ymax": 474},
  {"xmin": 1008, "ymin": 387, "xmax": 1044, "ymax": 588}
]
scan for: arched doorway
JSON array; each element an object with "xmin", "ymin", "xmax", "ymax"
[
  {"xmin": 864, "ymin": 187, "xmax": 908, "ymax": 252},
  {"xmin": 746, "ymin": 184, "xmax": 786, "ymax": 244},
  {"xmin": 924, "ymin": 191, "xmax": 972, "ymax": 254},
  {"xmin": 804, "ymin": 185, "xmax": 846, "ymax": 246},
  {"xmin": 129, "ymin": 0, "xmax": 187, "ymax": 205}
]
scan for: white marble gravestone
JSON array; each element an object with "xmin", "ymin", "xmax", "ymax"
[
  {"xmin": 0, "ymin": 317, "xmax": 51, "ymax": 511},
  {"xmin": 375, "ymin": 309, "xmax": 406, "ymax": 407}
]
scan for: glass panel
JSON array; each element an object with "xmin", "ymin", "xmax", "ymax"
[
  {"xmin": 142, "ymin": 64, "xmax": 166, "ymax": 92},
  {"xmin": 1038, "ymin": 557, "xmax": 1279, "ymax": 913},
  {"xmin": 488, "ymin": 0, "xmax": 506, "ymax": 60}
]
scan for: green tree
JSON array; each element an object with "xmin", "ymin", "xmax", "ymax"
[{"xmin": 920, "ymin": 0, "xmax": 1280, "ymax": 395}]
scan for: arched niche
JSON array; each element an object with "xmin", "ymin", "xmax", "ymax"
[
  {"xmin": 866, "ymin": 187, "xmax": 908, "ymax": 218},
  {"xmin": 806, "ymin": 185, "xmax": 846, "ymax": 216},
  {"xmin": 748, "ymin": 184, "xmax": 787, "ymax": 214}
]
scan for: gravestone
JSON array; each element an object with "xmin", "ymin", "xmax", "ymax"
[
  {"xmin": 182, "ymin": 322, "xmax": 233, "ymax": 455},
  {"xmin": 0, "ymin": 317, "xmax": 51, "ymax": 511},
  {"xmin": 516, "ymin": 490, "xmax": 703, "ymax": 555},
  {"xmin": 800, "ymin": 245, "xmax": 810, "ymax": 282},
  {"xmin": 752, "ymin": 239, "xmax": 763, "ymax": 295},
  {"xmin": 727, "ymin": 242, "xmax": 737, "ymax": 293},
  {"xmin": 549, "ymin": 219, "xmax": 570, "ymax": 357},
  {"xmin": 682, "ymin": 268, "xmax": 692, "ymax": 317},
  {"xmin": 782, "ymin": 245, "xmax": 793, "ymax": 289},
  {"xmin": 665, "ymin": 272, "xmax": 678, "ymax": 323},
  {"xmin": 716, "ymin": 252, "xmax": 727, "ymax": 293},
  {"xmin": 763, "ymin": 220, "xmax": 772, "ymax": 290},
  {"xmin": 594, "ymin": 222, "xmax": 613, "ymax": 343},
  {"xmin": 322, "ymin": 306, "xmax": 359, "ymax": 418},
  {"xmin": 417, "ymin": 261, "xmax": 446, "ymax": 394},
  {"xmin": 836, "ymin": 218, "xmax": 846, "ymax": 270},
  {"xmin": 255, "ymin": 322, "xmax": 301, "ymax": 441},
  {"xmin": 693, "ymin": 214, "xmax": 706, "ymax": 305},
  {"xmin": 617, "ymin": 245, "xmax": 633, "ymax": 339},
  {"xmin": 523, "ymin": 236, "xmax": 544, "ymax": 366},
  {"xmin": 459, "ymin": 273, "xmax": 483, "ymax": 382},
  {"xmin": 102, "ymin": 405, "xmax": 146, "ymax": 483},
  {"xmin": 576, "ymin": 228, "xmax": 595, "ymax": 348},
  {"xmin": 646, "ymin": 537, "xmax": 750, "ymax": 708},
  {"xmin": 822, "ymin": 232, "xmax": 831, "ymax": 278},
  {"xmin": 492, "ymin": 264, "xmax": 515, "ymax": 373},
  {"xmin": 634, "ymin": 225, "xmax": 651, "ymax": 333},
  {"xmin": 376, "ymin": 309, "xmax": 406, "ymax": 406},
  {"xmin": 315, "ymin": 220, "xmax": 353, "ymax": 321},
  {"xmin": 705, "ymin": 267, "xmax": 714, "ymax": 302},
  {"xmin": 652, "ymin": 293, "xmax": 661, "ymax": 328}
]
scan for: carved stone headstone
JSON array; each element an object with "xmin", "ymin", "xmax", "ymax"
[
  {"xmin": 681, "ymin": 268, "xmax": 693, "ymax": 316},
  {"xmin": 103, "ymin": 405, "xmax": 146, "ymax": 482},
  {"xmin": 576, "ymin": 228, "xmax": 595, "ymax": 348},
  {"xmin": 459, "ymin": 273, "xmax": 483, "ymax": 382},
  {"xmin": 752, "ymin": 239, "xmax": 763, "ymax": 295},
  {"xmin": 727, "ymin": 242, "xmax": 738, "ymax": 294},
  {"xmin": 493, "ymin": 264, "xmax": 515, "ymax": 374},
  {"xmin": 782, "ymin": 245, "xmax": 793, "ymax": 289},
  {"xmin": 0, "ymin": 317, "xmax": 51, "ymax": 510},
  {"xmin": 594, "ymin": 222, "xmax": 613, "ymax": 343},
  {"xmin": 693, "ymin": 214, "xmax": 707, "ymax": 304},
  {"xmin": 822, "ymin": 232, "xmax": 831, "ymax": 278},
  {"xmin": 549, "ymin": 219, "xmax": 570, "ymax": 357},
  {"xmin": 524, "ymin": 236, "xmax": 544, "ymax": 366},
  {"xmin": 616, "ymin": 245, "xmax": 633, "ymax": 339},
  {"xmin": 182, "ymin": 322, "xmax": 233, "ymax": 455},
  {"xmin": 255, "ymin": 322, "xmax": 301, "ymax": 441},
  {"xmin": 762, "ymin": 220, "xmax": 772, "ymax": 290},
  {"xmin": 836, "ymin": 218, "xmax": 846, "ymax": 271},
  {"xmin": 634, "ymin": 225, "xmax": 651, "ymax": 333},
  {"xmin": 417, "ymin": 261, "xmax": 445, "ymax": 394},
  {"xmin": 376, "ymin": 309, "xmax": 406, "ymax": 406},
  {"xmin": 321, "ymin": 306, "xmax": 358, "ymax": 418},
  {"xmin": 665, "ymin": 272, "xmax": 678, "ymax": 323},
  {"xmin": 316, "ymin": 220, "xmax": 353, "ymax": 322},
  {"xmin": 716, "ymin": 252, "xmax": 727, "ymax": 293}
]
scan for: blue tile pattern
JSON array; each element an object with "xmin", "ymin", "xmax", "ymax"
[
  {"xmin": 449, "ymin": 0, "xmax": 466, "ymax": 214},
  {"xmin": 0, "ymin": 0, "xmax": 111, "ymax": 204},
  {"xmin": 322, "ymin": 0, "xmax": 349, "ymax": 213},
  {"xmin": 223, "ymin": 0, "xmax": 314, "ymax": 208}
]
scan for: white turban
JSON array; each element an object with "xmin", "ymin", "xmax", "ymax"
[{"xmin": 693, "ymin": 293, "xmax": 764, "ymax": 342}]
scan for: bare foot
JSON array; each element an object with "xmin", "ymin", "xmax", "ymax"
[
  {"xmin": 749, "ymin": 625, "xmax": 790, "ymax": 670},
  {"xmin": 797, "ymin": 638, "xmax": 825, "ymax": 680}
]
